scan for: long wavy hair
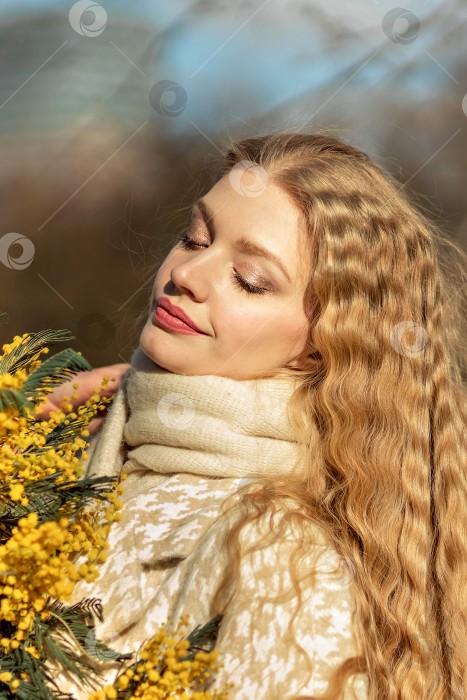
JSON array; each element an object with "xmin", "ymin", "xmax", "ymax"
[{"xmin": 177, "ymin": 130, "xmax": 467, "ymax": 700}]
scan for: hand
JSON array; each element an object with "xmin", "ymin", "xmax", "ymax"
[{"xmin": 34, "ymin": 363, "xmax": 131, "ymax": 435}]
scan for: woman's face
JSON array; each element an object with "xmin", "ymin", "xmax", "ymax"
[{"xmin": 139, "ymin": 173, "xmax": 311, "ymax": 379}]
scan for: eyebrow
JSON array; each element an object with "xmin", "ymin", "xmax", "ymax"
[{"xmin": 193, "ymin": 198, "xmax": 292, "ymax": 283}]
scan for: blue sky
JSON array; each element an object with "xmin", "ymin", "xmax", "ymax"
[{"xmin": 0, "ymin": 0, "xmax": 463, "ymax": 136}]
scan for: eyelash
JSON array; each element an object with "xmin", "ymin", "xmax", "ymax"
[{"xmin": 177, "ymin": 233, "xmax": 268, "ymax": 296}]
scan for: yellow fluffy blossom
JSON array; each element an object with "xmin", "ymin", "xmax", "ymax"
[
  {"xmin": 0, "ymin": 330, "xmax": 230, "ymax": 700},
  {"xmin": 0, "ymin": 335, "xmax": 126, "ymax": 658},
  {"xmin": 88, "ymin": 615, "xmax": 233, "ymax": 700},
  {"xmin": 0, "ymin": 338, "xmax": 116, "ymax": 486}
]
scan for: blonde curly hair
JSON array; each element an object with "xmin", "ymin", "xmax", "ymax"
[{"xmin": 201, "ymin": 129, "xmax": 467, "ymax": 700}]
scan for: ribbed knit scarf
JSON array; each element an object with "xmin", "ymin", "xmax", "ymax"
[{"xmin": 85, "ymin": 345, "xmax": 304, "ymax": 495}]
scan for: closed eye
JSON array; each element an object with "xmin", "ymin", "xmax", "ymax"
[{"xmin": 177, "ymin": 233, "xmax": 269, "ymax": 295}]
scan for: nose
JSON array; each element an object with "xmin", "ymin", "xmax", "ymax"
[{"xmin": 169, "ymin": 253, "xmax": 210, "ymax": 302}]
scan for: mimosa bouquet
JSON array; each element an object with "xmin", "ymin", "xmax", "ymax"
[{"xmin": 0, "ymin": 311, "xmax": 229, "ymax": 700}]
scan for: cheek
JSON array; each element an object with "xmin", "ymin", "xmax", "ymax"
[
  {"xmin": 218, "ymin": 301, "xmax": 296, "ymax": 347},
  {"xmin": 215, "ymin": 298, "xmax": 250, "ymax": 333},
  {"xmin": 249, "ymin": 304, "xmax": 308, "ymax": 352}
]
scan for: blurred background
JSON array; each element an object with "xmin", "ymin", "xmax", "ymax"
[{"xmin": 0, "ymin": 0, "xmax": 466, "ymax": 368}]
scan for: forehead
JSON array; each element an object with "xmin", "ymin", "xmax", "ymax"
[{"xmin": 202, "ymin": 175, "xmax": 312, "ymax": 285}]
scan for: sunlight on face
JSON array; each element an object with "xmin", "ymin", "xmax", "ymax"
[{"xmin": 139, "ymin": 173, "xmax": 312, "ymax": 379}]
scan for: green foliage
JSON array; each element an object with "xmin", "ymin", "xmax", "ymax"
[
  {"xmin": 0, "ymin": 328, "xmax": 82, "ymax": 377},
  {"xmin": 23, "ymin": 349, "xmax": 92, "ymax": 398},
  {"xmin": 0, "ymin": 594, "xmax": 133, "ymax": 700},
  {"xmin": 0, "ymin": 311, "xmax": 92, "ymax": 418},
  {"xmin": 0, "ymin": 388, "xmax": 33, "ymax": 415},
  {"xmin": 184, "ymin": 614, "xmax": 224, "ymax": 660},
  {"xmin": 0, "ymin": 473, "xmax": 120, "ymax": 536}
]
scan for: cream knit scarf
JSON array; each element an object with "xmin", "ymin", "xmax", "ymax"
[{"xmin": 85, "ymin": 345, "xmax": 304, "ymax": 494}]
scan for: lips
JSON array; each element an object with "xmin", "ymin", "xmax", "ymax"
[{"xmin": 156, "ymin": 296, "xmax": 206, "ymax": 334}]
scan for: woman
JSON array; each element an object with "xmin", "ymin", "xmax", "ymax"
[{"xmin": 45, "ymin": 131, "xmax": 466, "ymax": 699}]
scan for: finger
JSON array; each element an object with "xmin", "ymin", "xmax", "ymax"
[
  {"xmin": 86, "ymin": 364, "xmax": 131, "ymax": 389},
  {"xmin": 87, "ymin": 416, "xmax": 105, "ymax": 434}
]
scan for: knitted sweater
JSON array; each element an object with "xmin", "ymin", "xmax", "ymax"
[{"xmin": 51, "ymin": 347, "xmax": 368, "ymax": 700}]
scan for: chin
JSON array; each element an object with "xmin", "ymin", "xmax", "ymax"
[{"xmin": 139, "ymin": 328, "xmax": 188, "ymax": 375}]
